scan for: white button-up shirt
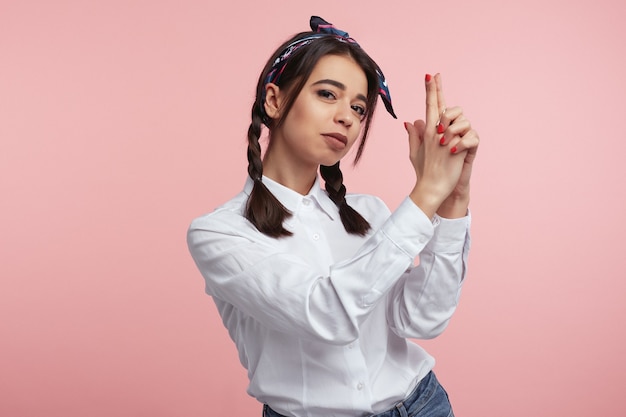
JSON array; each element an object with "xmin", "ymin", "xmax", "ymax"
[{"xmin": 187, "ymin": 176, "xmax": 471, "ymax": 417}]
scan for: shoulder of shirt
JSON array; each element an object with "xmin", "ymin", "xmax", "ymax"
[
  {"xmin": 344, "ymin": 192, "xmax": 389, "ymax": 211},
  {"xmin": 188, "ymin": 190, "xmax": 251, "ymax": 234},
  {"xmin": 343, "ymin": 192, "xmax": 392, "ymax": 228}
]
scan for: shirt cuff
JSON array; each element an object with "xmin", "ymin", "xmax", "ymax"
[
  {"xmin": 428, "ymin": 209, "xmax": 471, "ymax": 253},
  {"xmin": 381, "ymin": 197, "xmax": 435, "ymax": 259}
]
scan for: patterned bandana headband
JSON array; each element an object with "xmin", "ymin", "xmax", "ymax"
[{"xmin": 261, "ymin": 16, "xmax": 397, "ymax": 125}]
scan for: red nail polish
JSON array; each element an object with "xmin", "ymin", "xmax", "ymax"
[
  {"xmin": 439, "ymin": 137, "xmax": 445, "ymax": 145},
  {"xmin": 450, "ymin": 146, "xmax": 457, "ymax": 154},
  {"xmin": 403, "ymin": 122, "xmax": 409, "ymax": 131},
  {"xmin": 436, "ymin": 123, "xmax": 445, "ymax": 134},
  {"xmin": 425, "ymin": 74, "xmax": 432, "ymax": 82}
]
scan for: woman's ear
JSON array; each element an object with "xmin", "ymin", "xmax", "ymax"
[{"xmin": 264, "ymin": 83, "xmax": 282, "ymax": 121}]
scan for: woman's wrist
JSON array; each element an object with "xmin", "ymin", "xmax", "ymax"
[
  {"xmin": 436, "ymin": 192, "xmax": 470, "ymax": 219},
  {"xmin": 409, "ymin": 182, "xmax": 447, "ymax": 220}
]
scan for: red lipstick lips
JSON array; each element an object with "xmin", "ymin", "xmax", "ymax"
[{"xmin": 323, "ymin": 133, "xmax": 348, "ymax": 145}]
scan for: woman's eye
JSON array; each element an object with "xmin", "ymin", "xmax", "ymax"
[
  {"xmin": 352, "ymin": 105, "xmax": 366, "ymax": 117},
  {"xmin": 317, "ymin": 90, "xmax": 336, "ymax": 100}
]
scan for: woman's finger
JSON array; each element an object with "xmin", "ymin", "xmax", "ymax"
[
  {"xmin": 404, "ymin": 120, "xmax": 422, "ymax": 163},
  {"xmin": 435, "ymin": 73, "xmax": 447, "ymax": 116},
  {"xmin": 448, "ymin": 130, "xmax": 480, "ymax": 156},
  {"xmin": 437, "ymin": 106, "xmax": 464, "ymax": 138},
  {"xmin": 439, "ymin": 106, "xmax": 463, "ymax": 128},
  {"xmin": 425, "ymin": 74, "xmax": 440, "ymax": 133},
  {"xmin": 439, "ymin": 117, "xmax": 471, "ymax": 146},
  {"xmin": 414, "ymin": 119, "xmax": 426, "ymax": 143}
]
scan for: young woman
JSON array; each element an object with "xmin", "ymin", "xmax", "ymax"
[{"xmin": 188, "ymin": 16, "xmax": 479, "ymax": 417}]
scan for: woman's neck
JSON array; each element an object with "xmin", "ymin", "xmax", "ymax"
[
  {"xmin": 262, "ymin": 152, "xmax": 318, "ymax": 195},
  {"xmin": 262, "ymin": 165, "xmax": 317, "ymax": 195}
]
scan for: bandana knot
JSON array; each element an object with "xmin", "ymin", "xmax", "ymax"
[{"xmin": 261, "ymin": 16, "xmax": 396, "ymax": 126}]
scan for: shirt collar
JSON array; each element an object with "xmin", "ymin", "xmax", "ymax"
[{"xmin": 243, "ymin": 175, "xmax": 338, "ymax": 221}]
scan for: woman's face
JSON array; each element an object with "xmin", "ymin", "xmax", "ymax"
[{"xmin": 267, "ymin": 54, "xmax": 369, "ymax": 170}]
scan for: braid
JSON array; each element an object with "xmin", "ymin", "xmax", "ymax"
[
  {"xmin": 320, "ymin": 162, "xmax": 371, "ymax": 236},
  {"xmin": 244, "ymin": 108, "xmax": 292, "ymax": 238},
  {"xmin": 246, "ymin": 113, "xmax": 264, "ymax": 181}
]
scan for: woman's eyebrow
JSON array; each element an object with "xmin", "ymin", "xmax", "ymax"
[{"xmin": 311, "ymin": 79, "xmax": 367, "ymax": 103}]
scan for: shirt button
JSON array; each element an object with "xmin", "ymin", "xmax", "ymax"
[
  {"xmin": 348, "ymin": 343, "xmax": 354, "ymax": 349},
  {"xmin": 302, "ymin": 199, "xmax": 310, "ymax": 206},
  {"xmin": 357, "ymin": 382, "xmax": 364, "ymax": 390},
  {"xmin": 312, "ymin": 233, "xmax": 320, "ymax": 240}
]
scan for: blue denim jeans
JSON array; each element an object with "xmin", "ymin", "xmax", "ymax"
[{"xmin": 263, "ymin": 371, "xmax": 454, "ymax": 417}]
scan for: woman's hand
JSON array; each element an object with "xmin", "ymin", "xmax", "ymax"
[{"xmin": 405, "ymin": 73, "xmax": 479, "ymax": 219}]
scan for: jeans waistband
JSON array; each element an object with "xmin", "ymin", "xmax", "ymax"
[{"xmin": 263, "ymin": 371, "xmax": 450, "ymax": 417}]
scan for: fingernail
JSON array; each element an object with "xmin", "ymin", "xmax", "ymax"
[
  {"xmin": 436, "ymin": 123, "xmax": 445, "ymax": 134},
  {"xmin": 403, "ymin": 122, "xmax": 409, "ymax": 131},
  {"xmin": 425, "ymin": 74, "xmax": 432, "ymax": 82},
  {"xmin": 450, "ymin": 146, "xmax": 457, "ymax": 154},
  {"xmin": 439, "ymin": 137, "xmax": 445, "ymax": 145}
]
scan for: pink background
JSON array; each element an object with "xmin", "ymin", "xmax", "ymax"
[{"xmin": 2, "ymin": 0, "xmax": 625, "ymax": 416}]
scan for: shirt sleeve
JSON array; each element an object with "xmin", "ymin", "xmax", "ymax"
[
  {"xmin": 386, "ymin": 199, "xmax": 472, "ymax": 339},
  {"xmin": 186, "ymin": 203, "xmax": 436, "ymax": 345}
]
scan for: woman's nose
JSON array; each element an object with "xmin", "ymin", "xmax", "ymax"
[{"xmin": 334, "ymin": 104, "xmax": 354, "ymax": 127}]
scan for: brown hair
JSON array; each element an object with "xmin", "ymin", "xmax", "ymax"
[{"xmin": 246, "ymin": 33, "xmax": 382, "ymax": 238}]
